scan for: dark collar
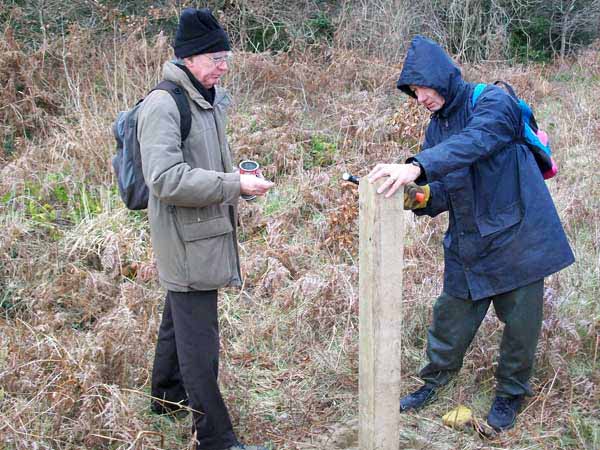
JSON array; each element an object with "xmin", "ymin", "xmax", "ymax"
[
  {"xmin": 175, "ymin": 63, "xmax": 216, "ymax": 106},
  {"xmin": 436, "ymin": 79, "xmax": 469, "ymax": 118}
]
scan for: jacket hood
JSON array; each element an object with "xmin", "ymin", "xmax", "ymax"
[{"xmin": 397, "ymin": 36, "xmax": 465, "ymax": 112}]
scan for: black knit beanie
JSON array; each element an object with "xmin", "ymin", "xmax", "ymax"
[{"xmin": 173, "ymin": 8, "xmax": 231, "ymax": 58}]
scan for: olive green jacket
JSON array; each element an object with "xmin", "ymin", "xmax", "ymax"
[{"xmin": 138, "ymin": 61, "xmax": 241, "ymax": 292}]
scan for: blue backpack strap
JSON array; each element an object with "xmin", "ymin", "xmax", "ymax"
[{"xmin": 471, "ymin": 83, "xmax": 487, "ymax": 107}]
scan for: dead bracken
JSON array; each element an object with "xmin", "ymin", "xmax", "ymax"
[{"xmin": 1, "ymin": 5, "xmax": 599, "ymax": 449}]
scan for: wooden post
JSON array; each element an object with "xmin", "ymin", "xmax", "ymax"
[{"xmin": 359, "ymin": 180, "xmax": 404, "ymax": 450}]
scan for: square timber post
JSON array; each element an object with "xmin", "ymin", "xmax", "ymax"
[{"xmin": 359, "ymin": 179, "xmax": 404, "ymax": 450}]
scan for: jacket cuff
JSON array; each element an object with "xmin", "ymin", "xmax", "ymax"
[
  {"xmin": 405, "ymin": 156, "xmax": 428, "ymax": 184},
  {"xmin": 220, "ymin": 172, "xmax": 241, "ymax": 204}
]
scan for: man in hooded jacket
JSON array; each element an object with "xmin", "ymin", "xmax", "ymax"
[
  {"xmin": 368, "ymin": 35, "xmax": 574, "ymax": 431},
  {"xmin": 138, "ymin": 8, "xmax": 273, "ymax": 450}
]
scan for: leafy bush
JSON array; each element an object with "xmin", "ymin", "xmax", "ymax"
[
  {"xmin": 510, "ymin": 16, "xmax": 555, "ymax": 62},
  {"xmin": 509, "ymin": 0, "xmax": 600, "ymax": 62},
  {"xmin": 2, "ymin": 0, "xmax": 598, "ymax": 63},
  {"xmin": 303, "ymin": 12, "xmax": 336, "ymax": 45},
  {"xmin": 244, "ymin": 17, "xmax": 290, "ymax": 52}
]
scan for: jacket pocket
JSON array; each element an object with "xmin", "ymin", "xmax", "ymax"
[
  {"xmin": 182, "ymin": 216, "xmax": 234, "ymax": 288},
  {"xmin": 182, "ymin": 215, "xmax": 232, "ymax": 240},
  {"xmin": 476, "ymin": 201, "xmax": 522, "ymax": 237}
]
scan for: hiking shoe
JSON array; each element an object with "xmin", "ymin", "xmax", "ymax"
[
  {"xmin": 399, "ymin": 384, "xmax": 437, "ymax": 411},
  {"xmin": 486, "ymin": 395, "xmax": 523, "ymax": 431}
]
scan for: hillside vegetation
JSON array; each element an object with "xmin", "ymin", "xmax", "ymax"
[{"xmin": 1, "ymin": 2, "xmax": 599, "ymax": 449}]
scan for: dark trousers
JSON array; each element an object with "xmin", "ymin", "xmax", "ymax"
[
  {"xmin": 151, "ymin": 290, "xmax": 237, "ymax": 450},
  {"xmin": 420, "ymin": 280, "xmax": 544, "ymax": 397}
]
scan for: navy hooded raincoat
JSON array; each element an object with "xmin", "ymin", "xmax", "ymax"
[{"xmin": 398, "ymin": 36, "xmax": 574, "ymax": 301}]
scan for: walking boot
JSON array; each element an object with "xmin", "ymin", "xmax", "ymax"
[
  {"xmin": 399, "ymin": 384, "xmax": 437, "ymax": 412},
  {"xmin": 486, "ymin": 395, "xmax": 523, "ymax": 431}
]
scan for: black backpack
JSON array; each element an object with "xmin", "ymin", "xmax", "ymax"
[{"xmin": 112, "ymin": 80, "xmax": 191, "ymax": 210}]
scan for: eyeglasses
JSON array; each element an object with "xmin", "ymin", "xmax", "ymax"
[{"xmin": 206, "ymin": 52, "xmax": 233, "ymax": 66}]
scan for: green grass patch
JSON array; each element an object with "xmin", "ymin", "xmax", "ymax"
[
  {"xmin": 561, "ymin": 408, "xmax": 600, "ymax": 449},
  {"xmin": 0, "ymin": 283, "xmax": 25, "ymax": 320},
  {"xmin": 3, "ymin": 133, "xmax": 15, "ymax": 159},
  {"xmin": 3, "ymin": 173, "xmax": 105, "ymax": 230},
  {"xmin": 304, "ymin": 135, "xmax": 337, "ymax": 169},
  {"xmin": 263, "ymin": 185, "xmax": 300, "ymax": 217}
]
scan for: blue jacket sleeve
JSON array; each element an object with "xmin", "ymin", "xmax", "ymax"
[
  {"xmin": 414, "ymin": 181, "xmax": 448, "ymax": 217},
  {"xmin": 413, "ymin": 89, "xmax": 521, "ymax": 183},
  {"xmin": 406, "ymin": 122, "xmax": 449, "ymax": 217}
]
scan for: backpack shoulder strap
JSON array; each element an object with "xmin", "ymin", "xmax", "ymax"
[
  {"xmin": 151, "ymin": 80, "xmax": 192, "ymax": 141},
  {"xmin": 471, "ymin": 83, "xmax": 487, "ymax": 107},
  {"xmin": 493, "ymin": 80, "xmax": 518, "ymax": 100},
  {"xmin": 494, "ymin": 80, "xmax": 539, "ymax": 131}
]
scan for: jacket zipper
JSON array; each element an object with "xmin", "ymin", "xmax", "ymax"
[
  {"xmin": 168, "ymin": 204, "xmax": 190, "ymax": 282},
  {"xmin": 211, "ymin": 109, "xmax": 241, "ymax": 283}
]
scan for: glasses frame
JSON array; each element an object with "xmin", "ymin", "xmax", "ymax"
[{"xmin": 205, "ymin": 52, "xmax": 233, "ymax": 66}]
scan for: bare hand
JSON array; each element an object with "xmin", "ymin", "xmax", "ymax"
[
  {"xmin": 367, "ymin": 163, "xmax": 421, "ymax": 198},
  {"xmin": 240, "ymin": 174, "xmax": 274, "ymax": 197}
]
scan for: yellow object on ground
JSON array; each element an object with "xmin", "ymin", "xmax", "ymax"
[{"xmin": 442, "ymin": 405, "xmax": 473, "ymax": 429}]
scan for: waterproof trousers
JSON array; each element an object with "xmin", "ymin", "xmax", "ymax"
[
  {"xmin": 419, "ymin": 279, "xmax": 544, "ymax": 397},
  {"xmin": 151, "ymin": 290, "xmax": 237, "ymax": 450}
]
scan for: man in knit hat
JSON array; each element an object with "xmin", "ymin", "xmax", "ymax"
[{"xmin": 138, "ymin": 8, "xmax": 273, "ymax": 450}]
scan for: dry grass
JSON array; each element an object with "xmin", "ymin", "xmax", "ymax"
[{"xmin": 0, "ymin": 23, "xmax": 598, "ymax": 450}]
